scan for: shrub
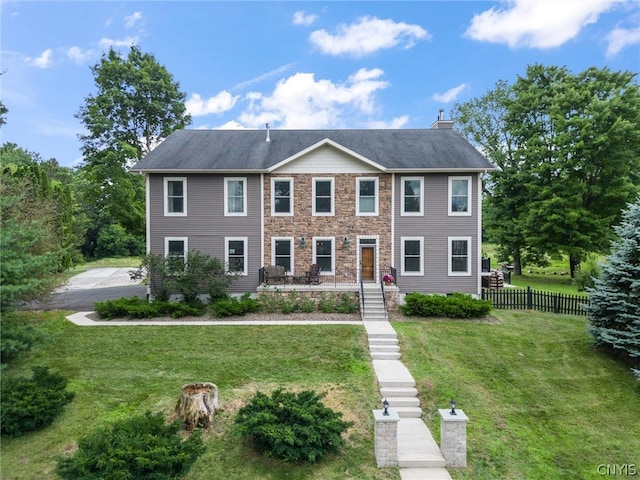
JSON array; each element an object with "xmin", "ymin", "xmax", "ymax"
[
  {"xmin": 212, "ymin": 293, "xmax": 260, "ymax": 318},
  {"xmin": 1, "ymin": 366, "xmax": 74, "ymax": 437},
  {"xmin": 336, "ymin": 292, "xmax": 358, "ymax": 314},
  {"xmin": 258, "ymin": 289, "xmax": 281, "ymax": 313},
  {"xmin": 0, "ymin": 313, "xmax": 48, "ymax": 368},
  {"xmin": 574, "ymin": 257, "xmax": 601, "ymax": 292},
  {"xmin": 317, "ymin": 293, "xmax": 337, "ymax": 313},
  {"xmin": 235, "ymin": 389, "xmax": 353, "ymax": 462},
  {"xmin": 299, "ymin": 296, "xmax": 316, "ymax": 313},
  {"xmin": 280, "ymin": 290, "xmax": 300, "ymax": 314},
  {"xmin": 95, "ymin": 297, "xmax": 207, "ymax": 319},
  {"xmin": 56, "ymin": 411, "xmax": 205, "ymax": 480},
  {"xmin": 400, "ymin": 292, "xmax": 492, "ymax": 318}
]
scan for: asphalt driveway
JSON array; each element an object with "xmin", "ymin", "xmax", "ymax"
[{"xmin": 23, "ymin": 268, "xmax": 147, "ymax": 311}]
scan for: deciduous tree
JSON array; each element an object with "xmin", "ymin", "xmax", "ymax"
[{"xmin": 76, "ymin": 46, "xmax": 190, "ymax": 257}]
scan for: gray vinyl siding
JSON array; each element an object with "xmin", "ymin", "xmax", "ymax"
[
  {"xmin": 148, "ymin": 173, "xmax": 262, "ymax": 292},
  {"xmin": 394, "ymin": 173, "xmax": 479, "ymax": 294}
]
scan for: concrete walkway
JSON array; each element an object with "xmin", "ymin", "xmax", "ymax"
[{"xmin": 365, "ymin": 321, "xmax": 452, "ymax": 480}]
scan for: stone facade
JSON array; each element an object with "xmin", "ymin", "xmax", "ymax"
[
  {"xmin": 264, "ymin": 173, "xmax": 393, "ymax": 275},
  {"xmin": 438, "ymin": 408, "xmax": 469, "ymax": 467},
  {"xmin": 373, "ymin": 409, "xmax": 399, "ymax": 467}
]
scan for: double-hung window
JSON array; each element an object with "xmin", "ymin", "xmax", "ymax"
[
  {"xmin": 272, "ymin": 238, "xmax": 292, "ymax": 272},
  {"xmin": 164, "ymin": 177, "xmax": 187, "ymax": 216},
  {"xmin": 225, "ymin": 177, "xmax": 247, "ymax": 216},
  {"xmin": 313, "ymin": 178, "xmax": 334, "ymax": 216},
  {"xmin": 357, "ymin": 177, "xmax": 378, "ymax": 216},
  {"xmin": 401, "ymin": 237, "xmax": 423, "ymax": 275},
  {"xmin": 226, "ymin": 237, "xmax": 247, "ymax": 275},
  {"xmin": 449, "ymin": 176, "xmax": 471, "ymax": 215},
  {"xmin": 401, "ymin": 177, "xmax": 423, "ymax": 215},
  {"xmin": 165, "ymin": 237, "xmax": 187, "ymax": 272},
  {"xmin": 272, "ymin": 178, "xmax": 293, "ymax": 216},
  {"xmin": 449, "ymin": 237, "xmax": 471, "ymax": 275},
  {"xmin": 313, "ymin": 238, "xmax": 334, "ymax": 273}
]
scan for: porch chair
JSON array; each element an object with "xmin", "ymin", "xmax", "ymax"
[{"xmin": 304, "ymin": 264, "xmax": 322, "ymax": 285}]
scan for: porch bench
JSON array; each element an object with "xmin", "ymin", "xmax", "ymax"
[{"xmin": 264, "ymin": 265, "xmax": 286, "ymax": 285}]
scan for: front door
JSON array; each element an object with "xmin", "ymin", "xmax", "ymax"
[{"xmin": 361, "ymin": 246, "xmax": 375, "ymax": 281}]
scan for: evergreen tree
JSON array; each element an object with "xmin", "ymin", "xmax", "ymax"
[{"xmin": 586, "ymin": 198, "xmax": 640, "ymax": 379}]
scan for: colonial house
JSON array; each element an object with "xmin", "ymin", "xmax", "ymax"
[{"xmin": 131, "ymin": 114, "xmax": 495, "ymax": 300}]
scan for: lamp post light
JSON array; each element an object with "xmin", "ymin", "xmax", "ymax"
[
  {"xmin": 382, "ymin": 398, "xmax": 389, "ymax": 416},
  {"xmin": 450, "ymin": 399, "xmax": 457, "ymax": 415}
]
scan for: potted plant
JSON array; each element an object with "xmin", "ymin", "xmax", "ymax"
[{"xmin": 383, "ymin": 274, "xmax": 394, "ymax": 286}]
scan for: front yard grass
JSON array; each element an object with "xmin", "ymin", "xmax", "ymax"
[
  {"xmin": 3, "ymin": 310, "xmax": 639, "ymax": 479},
  {"xmin": 394, "ymin": 312, "xmax": 640, "ymax": 480},
  {"xmin": 1, "ymin": 311, "xmax": 393, "ymax": 480}
]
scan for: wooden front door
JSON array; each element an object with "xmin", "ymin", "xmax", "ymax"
[{"xmin": 361, "ymin": 247, "xmax": 375, "ymax": 281}]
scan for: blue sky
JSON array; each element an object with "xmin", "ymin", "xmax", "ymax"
[{"xmin": 1, "ymin": 1, "xmax": 639, "ymax": 168}]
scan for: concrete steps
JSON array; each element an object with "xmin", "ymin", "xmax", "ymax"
[{"xmin": 366, "ymin": 317, "xmax": 451, "ymax": 479}]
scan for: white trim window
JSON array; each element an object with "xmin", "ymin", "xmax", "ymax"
[
  {"xmin": 165, "ymin": 237, "xmax": 188, "ymax": 272},
  {"xmin": 164, "ymin": 177, "xmax": 187, "ymax": 216},
  {"xmin": 313, "ymin": 237, "xmax": 334, "ymax": 274},
  {"xmin": 226, "ymin": 237, "xmax": 248, "ymax": 275},
  {"xmin": 225, "ymin": 177, "xmax": 247, "ymax": 216},
  {"xmin": 401, "ymin": 237, "xmax": 423, "ymax": 275},
  {"xmin": 271, "ymin": 178, "xmax": 293, "ymax": 216},
  {"xmin": 272, "ymin": 237, "xmax": 293, "ymax": 273},
  {"xmin": 401, "ymin": 177, "xmax": 423, "ymax": 216},
  {"xmin": 449, "ymin": 237, "xmax": 472, "ymax": 276},
  {"xmin": 357, "ymin": 177, "xmax": 378, "ymax": 216},
  {"xmin": 449, "ymin": 176, "xmax": 471, "ymax": 215},
  {"xmin": 313, "ymin": 178, "xmax": 334, "ymax": 216}
]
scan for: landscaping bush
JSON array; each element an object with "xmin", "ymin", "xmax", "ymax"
[
  {"xmin": 94, "ymin": 297, "xmax": 206, "ymax": 319},
  {"xmin": 235, "ymin": 389, "xmax": 353, "ymax": 462},
  {"xmin": 55, "ymin": 411, "xmax": 205, "ymax": 480},
  {"xmin": 0, "ymin": 313, "xmax": 48, "ymax": 368},
  {"xmin": 336, "ymin": 292, "xmax": 358, "ymax": 314},
  {"xmin": 211, "ymin": 293, "xmax": 260, "ymax": 318},
  {"xmin": 1, "ymin": 366, "xmax": 74, "ymax": 437},
  {"xmin": 299, "ymin": 296, "xmax": 316, "ymax": 313},
  {"xmin": 400, "ymin": 292, "xmax": 492, "ymax": 318},
  {"xmin": 317, "ymin": 293, "xmax": 338, "ymax": 313}
]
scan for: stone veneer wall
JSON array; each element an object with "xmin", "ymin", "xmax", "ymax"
[{"xmin": 264, "ymin": 174, "xmax": 393, "ymax": 275}]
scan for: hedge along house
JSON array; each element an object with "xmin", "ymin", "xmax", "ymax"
[{"xmin": 131, "ymin": 112, "xmax": 496, "ymax": 300}]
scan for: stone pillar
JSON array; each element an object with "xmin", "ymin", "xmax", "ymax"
[
  {"xmin": 373, "ymin": 409, "xmax": 399, "ymax": 467},
  {"xmin": 438, "ymin": 408, "xmax": 469, "ymax": 467}
]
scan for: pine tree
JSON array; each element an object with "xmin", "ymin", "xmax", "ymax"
[{"xmin": 586, "ymin": 197, "xmax": 640, "ymax": 379}]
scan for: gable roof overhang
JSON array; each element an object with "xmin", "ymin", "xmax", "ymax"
[{"xmin": 267, "ymin": 138, "xmax": 387, "ymax": 173}]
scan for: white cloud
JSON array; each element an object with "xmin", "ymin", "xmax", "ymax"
[
  {"xmin": 237, "ymin": 68, "xmax": 390, "ymax": 129},
  {"xmin": 125, "ymin": 11, "xmax": 143, "ymax": 28},
  {"xmin": 98, "ymin": 36, "xmax": 139, "ymax": 49},
  {"xmin": 433, "ymin": 83, "xmax": 469, "ymax": 103},
  {"xmin": 293, "ymin": 11, "xmax": 318, "ymax": 26},
  {"xmin": 67, "ymin": 46, "xmax": 94, "ymax": 64},
  {"xmin": 606, "ymin": 24, "xmax": 640, "ymax": 56},
  {"xmin": 185, "ymin": 91, "xmax": 240, "ymax": 117},
  {"xmin": 24, "ymin": 48, "xmax": 54, "ymax": 68},
  {"xmin": 465, "ymin": 0, "xmax": 621, "ymax": 49},
  {"xmin": 309, "ymin": 16, "xmax": 429, "ymax": 57}
]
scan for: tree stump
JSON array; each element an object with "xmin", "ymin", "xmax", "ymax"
[{"xmin": 174, "ymin": 382, "xmax": 219, "ymax": 431}]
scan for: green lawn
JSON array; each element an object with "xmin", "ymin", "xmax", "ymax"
[
  {"xmin": 3, "ymin": 310, "xmax": 638, "ymax": 480},
  {"xmin": 394, "ymin": 312, "xmax": 640, "ymax": 480},
  {"xmin": 1, "ymin": 312, "xmax": 394, "ymax": 480}
]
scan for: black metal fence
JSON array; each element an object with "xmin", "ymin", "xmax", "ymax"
[{"xmin": 481, "ymin": 286, "xmax": 590, "ymax": 316}]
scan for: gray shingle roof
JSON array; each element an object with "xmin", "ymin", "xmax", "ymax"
[{"xmin": 131, "ymin": 128, "xmax": 495, "ymax": 172}]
